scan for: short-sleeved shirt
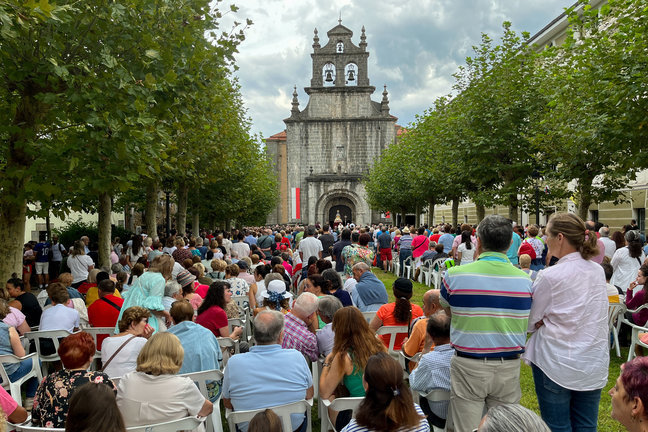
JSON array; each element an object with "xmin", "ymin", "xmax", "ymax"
[
  {"xmin": 33, "ymin": 242, "xmax": 51, "ymax": 263},
  {"xmin": 68, "ymin": 254, "xmax": 95, "ymax": 284},
  {"xmin": 87, "ymin": 295, "xmax": 124, "ymax": 348},
  {"xmin": 0, "ymin": 386, "xmax": 18, "ymax": 418},
  {"xmin": 101, "ymin": 335, "xmax": 148, "ymax": 378},
  {"xmin": 319, "ymin": 234, "xmax": 336, "ymax": 258},
  {"xmin": 282, "ymin": 313, "xmax": 318, "ymax": 362},
  {"xmin": 39, "ymin": 303, "xmax": 79, "ymax": 332},
  {"xmin": 376, "ymin": 302, "xmax": 424, "ymax": 350},
  {"xmin": 299, "ymin": 236, "xmax": 323, "ymax": 262},
  {"xmin": 50, "ymin": 243, "xmax": 66, "ymax": 262},
  {"xmin": 223, "ymin": 344, "xmax": 312, "ymax": 432},
  {"xmin": 377, "ymin": 232, "xmax": 393, "ymax": 249},
  {"xmin": 195, "ymin": 305, "xmax": 228, "ymax": 338},
  {"xmin": 116, "ymin": 372, "xmax": 206, "ymax": 427},
  {"xmin": 32, "ymin": 370, "xmax": 115, "ymax": 427}
]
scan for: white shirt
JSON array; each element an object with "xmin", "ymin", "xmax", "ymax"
[
  {"xmin": 231, "ymin": 242, "xmax": 250, "ymax": 259},
  {"xmin": 298, "ymin": 236, "xmax": 323, "ymax": 262},
  {"xmin": 457, "ymin": 243, "xmax": 476, "ymax": 265},
  {"xmin": 39, "ymin": 304, "xmax": 79, "ymax": 332},
  {"xmin": 610, "ymin": 247, "xmax": 646, "ymax": 293},
  {"xmin": 523, "ymin": 252, "xmax": 609, "ymax": 391},
  {"xmin": 599, "ymin": 237, "xmax": 617, "ymax": 259},
  {"xmin": 68, "ymin": 254, "xmax": 95, "ymax": 284},
  {"xmin": 101, "ymin": 335, "xmax": 148, "ymax": 378}
]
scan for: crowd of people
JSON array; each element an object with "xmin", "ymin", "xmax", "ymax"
[{"xmin": 2, "ymin": 215, "xmax": 648, "ymax": 432}]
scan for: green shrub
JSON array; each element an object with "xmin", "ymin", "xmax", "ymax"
[{"xmin": 53, "ymin": 219, "xmax": 134, "ymax": 249}]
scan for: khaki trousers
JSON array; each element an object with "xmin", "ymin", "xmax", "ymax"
[{"xmin": 449, "ymin": 354, "xmax": 522, "ymax": 432}]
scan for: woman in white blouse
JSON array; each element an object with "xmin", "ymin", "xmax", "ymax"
[
  {"xmin": 523, "ymin": 213, "xmax": 608, "ymax": 432},
  {"xmin": 101, "ymin": 307, "xmax": 152, "ymax": 378},
  {"xmin": 611, "ymin": 230, "xmax": 646, "ymax": 293},
  {"xmin": 116, "ymin": 332, "xmax": 212, "ymax": 428}
]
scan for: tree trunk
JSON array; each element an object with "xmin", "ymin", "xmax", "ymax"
[
  {"xmin": 125, "ymin": 205, "xmax": 135, "ymax": 232},
  {"xmin": 577, "ymin": 179, "xmax": 593, "ymax": 221},
  {"xmin": 476, "ymin": 203, "xmax": 485, "ymax": 223},
  {"xmin": 508, "ymin": 193, "xmax": 519, "ymax": 224},
  {"xmin": 145, "ymin": 181, "xmax": 158, "ymax": 240},
  {"xmin": 451, "ymin": 197, "xmax": 459, "ymax": 226},
  {"xmin": 415, "ymin": 203, "xmax": 420, "ymax": 227},
  {"xmin": 97, "ymin": 192, "xmax": 112, "ymax": 271},
  {"xmin": 0, "ymin": 187, "xmax": 26, "ymax": 283},
  {"xmin": 428, "ymin": 198, "xmax": 435, "ymax": 226},
  {"xmin": 176, "ymin": 181, "xmax": 188, "ymax": 236},
  {"xmin": 192, "ymin": 211, "xmax": 200, "ymax": 236},
  {"xmin": 225, "ymin": 219, "xmax": 232, "ymax": 233}
]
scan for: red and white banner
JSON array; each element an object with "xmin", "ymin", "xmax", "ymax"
[{"xmin": 291, "ymin": 187, "xmax": 300, "ymax": 220}]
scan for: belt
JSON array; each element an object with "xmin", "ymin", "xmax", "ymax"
[{"xmin": 455, "ymin": 351, "xmax": 520, "ymax": 361}]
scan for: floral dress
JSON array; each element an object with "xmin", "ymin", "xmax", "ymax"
[
  {"xmin": 341, "ymin": 244, "xmax": 375, "ymax": 277},
  {"xmin": 224, "ymin": 277, "xmax": 250, "ymax": 297},
  {"xmin": 32, "ymin": 369, "xmax": 115, "ymax": 428}
]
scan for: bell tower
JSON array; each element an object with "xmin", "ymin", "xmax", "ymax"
[
  {"xmin": 308, "ymin": 22, "xmax": 371, "ymax": 90},
  {"xmin": 266, "ymin": 21, "xmax": 398, "ymax": 226}
]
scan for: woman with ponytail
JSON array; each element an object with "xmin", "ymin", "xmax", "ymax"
[
  {"xmin": 369, "ymin": 278, "xmax": 423, "ymax": 351},
  {"xmin": 523, "ymin": 213, "xmax": 609, "ymax": 432},
  {"xmin": 611, "ymin": 230, "xmax": 646, "ymax": 293},
  {"xmin": 341, "ymin": 352, "xmax": 429, "ymax": 432}
]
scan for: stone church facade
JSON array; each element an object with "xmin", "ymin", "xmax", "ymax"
[{"xmin": 265, "ymin": 22, "xmax": 399, "ymax": 226}]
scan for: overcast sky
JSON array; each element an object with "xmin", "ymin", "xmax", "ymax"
[{"xmin": 221, "ymin": 0, "xmax": 575, "ymax": 140}]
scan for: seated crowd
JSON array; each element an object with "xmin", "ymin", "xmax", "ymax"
[{"xmin": 2, "ymin": 215, "xmax": 645, "ymax": 432}]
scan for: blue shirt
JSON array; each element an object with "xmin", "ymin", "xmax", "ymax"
[
  {"xmin": 408, "ymin": 344, "xmax": 454, "ymax": 419},
  {"xmin": 222, "ymin": 344, "xmax": 312, "ymax": 431},
  {"xmin": 168, "ymin": 321, "xmax": 222, "ymax": 374},
  {"xmin": 438, "ymin": 234, "xmax": 454, "ymax": 253},
  {"xmin": 507, "ymin": 233, "xmax": 522, "ymax": 265}
]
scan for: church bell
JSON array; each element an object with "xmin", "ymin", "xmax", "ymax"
[{"xmin": 347, "ymin": 65, "xmax": 355, "ymax": 81}]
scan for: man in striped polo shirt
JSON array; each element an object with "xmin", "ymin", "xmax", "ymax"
[{"xmin": 440, "ymin": 215, "xmax": 533, "ymax": 432}]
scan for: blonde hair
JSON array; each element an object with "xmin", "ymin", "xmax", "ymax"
[
  {"xmin": 149, "ymin": 255, "xmax": 174, "ymax": 280},
  {"xmin": 58, "ymin": 272, "xmax": 74, "ymax": 286},
  {"xmin": 211, "ymin": 259, "xmax": 227, "ymax": 272},
  {"xmin": 192, "ymin": 263, "xmax": 206, "ymax": 278},
  {"xmin": 87, "ymin": 269, "xmax": 101, "ymax": 284},
  {"xmin": 136, "ymin": 332, "xmax": 184, "ymax": 375},
  {"xmin": 519, "ymin": 254, "xmax": 532, "ymax": 269}
]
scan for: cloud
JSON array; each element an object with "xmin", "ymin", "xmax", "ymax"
[{"xmin": 221, "ymin": 0, "xmax": 574, "ymax": 138}]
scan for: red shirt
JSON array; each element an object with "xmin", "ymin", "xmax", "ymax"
[
  {"xmin": 77, "ymin": 282, "xmax": 96, "ymax": 295},
  {"xmin": 195, "ymin": 305, "xmax": 228, "ymax": 338},
  {"xmin": 87, "ymin": 294, "xmax": 124, "ymax": 349},
  {"xmin": 430, "ymin": 234, "xmax": 442, "ymax": 243}
]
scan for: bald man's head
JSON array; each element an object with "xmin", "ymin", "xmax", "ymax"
[{"xmin": 423, "ymin": 289, "xmax": 442, "ymax": 317}]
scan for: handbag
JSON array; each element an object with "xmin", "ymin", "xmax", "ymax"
[{"xmin": 101, "ymin": 335, "xmax": 137, "ymax": 372}]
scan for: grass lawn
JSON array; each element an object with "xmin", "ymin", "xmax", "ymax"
[{"xmin": 371, "ymin": 268, "xmax": 624, "ymax": 432}]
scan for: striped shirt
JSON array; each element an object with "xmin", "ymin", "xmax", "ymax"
[
  {"xmin": 408, "ymin": 344, "xmax": 453, "ymax": 419},
  {"xmin": 341, "ymin": 404, "xmax": 430, "ymax": 432},
  {"xmin": 440, "ymin": 252, "xmax": 532, "ymax": 357}
]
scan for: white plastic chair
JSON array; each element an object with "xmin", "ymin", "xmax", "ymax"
[
  {"xmin": 393, "ymin": 257, "xmax": 400, "ymax": 277},
  {"xmin": 10, "ymin": 417, "xmax": 205, "ymax": 432},
  {"xmin": 321, "ymin": 397, "xmax": 364, "ymax": 432},
  {"xmin": 0, "ymin": 353, "xmax": 43, "ymax": 405},
  {"xmin": 375, "ymin": 325, "xmax": 409, "ymax": 362},
  {"xmin": 421, "ymin": 260, "xmax": 433, "ymax": 286},
  {"xmin": 419, "ymin": 388, "xmax": 452, "ymax": 432},
  {"xmin": 620, "ymin": 304, "xmax": 648, "ymax": 361},
  {"xmin": 24, "ymin": 329, "xmax": 74, "ymax": 375},
  {"xmin": 179, "ymin": 369, "xmax": 224, "ymax": 432},
  {"xmin": 82, "ymin": 326, "xmax": 115, "ymax": 369},
  {"xmin": 608, "ymin": 303, "xmax": 624, "ymax": 357},
  {"xmin": 403, "ymin": 256, "xmax": 413, "ymax": 280},
  {"xmin": 226, "ymin": 399, "xmax": 313, "ymax": 432},
  {"xmin": 361, "ymin": 311, "xmax": 376, "ymax": 323},
  {"xmin": 216, "ymin": 337, "xmax": 239, "ymax": 368}
]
